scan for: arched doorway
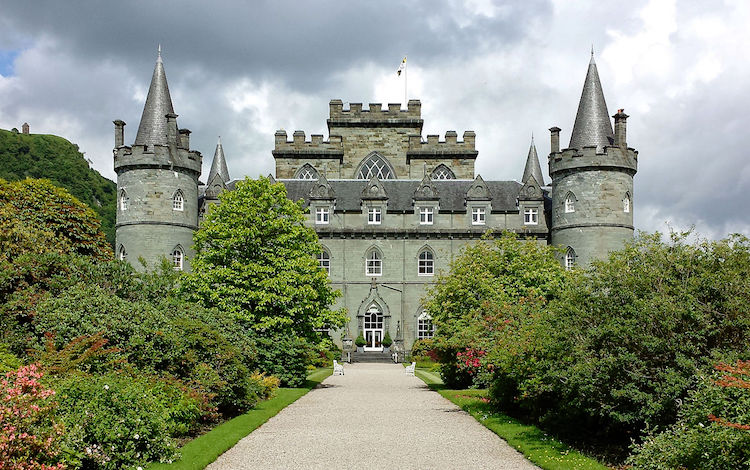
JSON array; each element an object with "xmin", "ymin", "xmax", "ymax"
[{"xmin": 363, "ymin": 304, "xmax": 384, "ymax": 351}]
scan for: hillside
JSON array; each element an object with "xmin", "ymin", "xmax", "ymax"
[{"xmin": 0, "ymin": 128, "xmax": 116, "ymax": 245}]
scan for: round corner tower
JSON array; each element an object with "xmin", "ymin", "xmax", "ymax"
[
  {"xmin": 549, "ymin": 54, "xmax": 638, "ymax": 267},
  {"xmin": 113, "ymin": 50, "xmax": 202, "ymax": 271}
]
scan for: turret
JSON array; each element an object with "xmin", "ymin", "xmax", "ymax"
[
  {"xmin": 113, "ymin": 47, "xmax": 202, "ymax": 271},
  {"xmin": 549, "ymin": 51, "xmax": 638, "ymax": 268}
]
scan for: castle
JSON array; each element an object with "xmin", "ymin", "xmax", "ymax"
[{"xmin": 113, "ymin": 50, "xmax": 638, "ymax": 352}]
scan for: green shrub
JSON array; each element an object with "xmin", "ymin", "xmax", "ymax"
[
  {"xmin": 355, "ymin": 334, "xmax": 366, "ymax": 347},
  {"xmin": 0, "ymin": 342, "xmax": 22, "ymax": 373},
  {"xmin": 308, "ymin": 337, "xmax": 340, "ymax": 368},
  {"xmin": 382, "ymin": 331, "xmax": 393, "ymax": 347},
  {"xmin": 255, "ymin": 335, "xmax": 312, "ymax": 387},
  {"xmin": 627, "ymin": 360, "xmax": 750, "ymax": 469}
]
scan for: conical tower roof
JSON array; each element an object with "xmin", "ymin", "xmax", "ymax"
[
  {"xmin": 134, "ymin": 47, "xmax": 178, "ymax": 147},
  {"xmin": 207, "ymin": 136, "xmax": 230, "ymax": 183},
  {"xmin": 521, "ymin": 137, "xmax": 544, "ymax": 186},
  {"xmin": 569, "ymin": 52, "xmax": 614, "ymax": 150}
]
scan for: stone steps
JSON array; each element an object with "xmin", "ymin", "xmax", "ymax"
[{"xmin": 349, "ymin": 351, "xmax": 397, "ymax": 363}]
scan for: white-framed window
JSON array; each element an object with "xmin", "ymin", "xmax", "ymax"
[
  {"xmin": 564, "ymin": 195, "xmax": 575, "ymax": 213},
  {"xmin": 471, "ymin": 207, "xmax": 485, "ymax": 225},
  {"xmin": 368, "ymin": 207, "xmax": 382, "ymax": 225},
  {"xmin": 172, "ymin": 247, "xmax": 183, "ymax": 271},
  {"xmin": 524, "ymin": 208, "xmax": 538, "ymax": 225},
  {"xmin": 419, "ymin": 207, "xmax": 434, "ymax": 225},
  {"xmin": 315, "ymin": 207, "xmax": 330, "ymax": 224},
  {"xmin": 119, "ymin": 190, "xmax": 128, "ymax": 211},
  {"xmin": 366, "ymin": 249, "xmax": 382, "ymax": 276},
  {"xmin": 418, "ymin": 250, "xmax": 434, "ymax": 276},
  {"xmin": 623, "ymin": 194, "xmax": 631, "ymax": 213},
  {"xmin": 565, "ymin": 247, "xmax": 576, "ymax": 270},
  {"xmin": 318, "ymin": 250, "xmax": 330, "ymax": 274},
  {"xmin": 418, "ymin": 311, "xmax": 435, "ymax": 339},
  {"xmin": 118, "ymin": 245, "xmax": 127, "ymax": 261},
  {"xmin": 173, "ymin": 190, "xmax": 184, "ymax": 211}
]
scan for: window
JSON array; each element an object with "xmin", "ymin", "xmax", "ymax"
[
  {"xmin": 524, "ymin": 208, "xmax": 538, "ymax": 225},
  {"xmin": 366, "ymin": 249, "xmax": 382, "ymax": 276},
  {"xmin": 296, "ymin": 164, "xmax": 318, "ymax": 180},
  {"xmin": 418, "ymin": 311, "xmax": 435, "ymax": 339},
  {"xmin": 565, "ymin": 247, "xmax": 576, "ymax": 270},
  {"xmin": 431, "ymin": 164, "xmax": 456, "ymax": 180},
  {"xmin": 119, "ymin": 190, "xmax": 128, "ymax": 211},
  {"xmin": 564, "ymin": 195, "xmax": 575, "ymax": 213},
  {"xmin": 172, "ymin": 247, "xmax": 183, "ymax": 271},
  {"xmin": 356, "ymin": 153, "xmax": 395, "ymax": 180},
  {"xmin": 318, "ymin": 250, "xmax": 330, "ymax": 274},
  {"xmin": 471, "ymin": 207, "xmax": 485, "ymax": 225},
  {"xmin": 173, "ymin": 191, "xmax": 184, "ymax": 211},
  {"xmin": 315, "ymin": 207, "xmax": 330, "ymax": 224},
  {"xmin": 118, "ymin": 245, "xmax": 127, "ymax": 261},
  {"xmin": 623, "ymin": 194, "xmax": 631, "ymax": 213},
  {"xmin": 368, "ymin": 207, "xmax": 382, "ymax": 224},
  {"xmin": 418, "ymin": 250, "xmax": 434, "ymax": 276},
  {"xmin": 419, "ymin": 207, "xmax": 434, "ymax": 225}
]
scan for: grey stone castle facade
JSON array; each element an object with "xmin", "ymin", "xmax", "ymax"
[{"xmin": 114, "ymin": 51, "xmax": 638, "ymax": 351}]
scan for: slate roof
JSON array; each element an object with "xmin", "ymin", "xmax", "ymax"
[
  {"xmin": 207, "ymin": 137, "xmax": 230, "ymax": 183},
  {"xmin": 521, "ymin": 138, "xmax": 544, "ymax": 186},
  {"xmin": 569, "ymin": 53, "xmax": 614, "ymax": 150},
  {"xmin": 279, "ymin": 179, "xmax": 524, "ymax": 212},
  {"xmin": 134, "ymin": 47, "xmax": 178, "ymax": 148}
]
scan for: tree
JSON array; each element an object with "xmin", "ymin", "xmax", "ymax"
[{"xmin": 183, "ymin": 177, "xmax": 346, "ymax": 343}]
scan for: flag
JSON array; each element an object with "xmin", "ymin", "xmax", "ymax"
[{"xmin": 397, "ymin": 56, "xmax": 406, "ymax": 76}]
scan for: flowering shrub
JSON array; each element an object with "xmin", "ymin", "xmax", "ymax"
[
  {"xmin": 410, "ymin": 339, "xmax": 438, "ymax": 362},
  {"xmin": 0, "ymin": 364, "xmax": 65, "ymax": 470}
]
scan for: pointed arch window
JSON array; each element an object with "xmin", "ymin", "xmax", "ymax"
[
  {"xmin": 366, "ymin": 248, "xmax": 382, "ymax": 276},
  {"xmin": 418, "ymin": 249, "xmax": 434, "ymax": 276},
  {"xmin": 564, "ymin": 193, "xmax": 576, "ymax": 213},
  {"xmin": 173, "ymin": 190, "xmax": 184, "ymax": 211},
  {"xmin": 172, "ymin": 246, "xmax": 184, "ymax": 271},
  {"xmin": 565, "ymin": 247, "xmax": 576, "ymax": 270},
  {"xmin": 118, "ymin": 245, "xmax": 127, "ymax": 261},
  {"xmin": 623, "ymin": 193, "xmax": 631, "ymax": 213},
  {"xmin": 318, "ymin": 249, "xmax": 330, "ymax": 275},
  {"xmin": 296, "ymin": 164, "xmax": 318, "ymax": 180},
  {"xmin": 431, "ymin": 164, "xmax": 455, "ymax": 180},
  {"xmin": 356, "ymin": 153, "xmax": 395, "ymax": 180},
  {"xmin": 119, "ymin": 190, "xmax": 128, "ymax": 211},
  {"xmin": 418, "ymin": 311, "xmax": 435, "ymax": 339}
]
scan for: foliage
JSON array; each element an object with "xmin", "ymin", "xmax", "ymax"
[
  {"xmin": 381, "ymin": 331, "xmax": 393, "ymax": 347},
  {"xmin": 355, "ymin": 334, "xmax": 366, "ymax": 347},
  {"xmin": 0, "ymin": 364, "xmax": 65, "ymax": 470},
  {"xmin": 410, "ymin": 338, "xmax": 438, "ymax": 362},
  {"xmin": 255, "ymin": 335, "xmax": 313, "ymax": 387},
  {"xmin": 307, "ymin": 337, "xmax": 341, "ymax": 368},
  {"xmin": 628, "ymin": 360, "xmax": 750, "ymax": 469},
  {"xmin": 0, "ymin": 178, "xmax": 111, "ymax": 261},
  {"xmin": 423, "ymin": 232, "xmax": 566, "ymax": 388},
  {"xmin": 0, "ymin": 344, "xmax": 22, "ymax": 374},
  {"xmin": 487, "ymin": 232, "xmax": 750, "ymax": 453},
  {"xmin": 0, "ymin": 129, "xmax": 116, "ymax": 245},
  {"xmin": 183, "ymin": 177, "xmax": 346, "ymax": 342}
]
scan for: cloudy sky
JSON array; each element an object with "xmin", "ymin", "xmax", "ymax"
[{"xmin": 0, "ymin": 0, "xmax": 747, "ymax": 239}]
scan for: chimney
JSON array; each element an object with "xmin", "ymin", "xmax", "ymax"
[
  {"xmin": 113, "ymin": 120, "xmax": 125, "ymax": 147},
  {"xmin": 179, "ymin": 128, "xmax": 191, "ymax": 149},
  {"xmin": 165, "ymin": 113, "xmax": 178, "ymax": 147},
  {"xmin": 613, "ymin": 109, "xmax": 629, "ymax": 149},
  {"xmin": 549, "ymin": 127, "xmax": 561, "ymax": 153}
]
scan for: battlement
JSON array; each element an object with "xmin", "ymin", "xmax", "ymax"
[
  {"xmin": 327, "ymin": 99, "xmax": 423, "ymax": 129},
  {"xmin": 405, "ymin": 131, "xmax": 478, "ymax": 161},
  {"xmin": 114, "ymin": 144, "xmax": 202, "ymax": 175},
  {"xmin": 548, "ymin": 145, "xmax": 638, "ymax": 177},
  {"xmin": 272, "ymin": 130, "xmax": 345, "ymax": 159}
]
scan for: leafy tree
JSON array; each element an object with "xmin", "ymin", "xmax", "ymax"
[{"xmin": 182, "ymin": 177, "xmax": 346, "ymax": 343}]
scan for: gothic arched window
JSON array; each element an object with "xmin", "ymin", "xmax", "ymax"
[
  {"xmin": 356, "ymin": 153, "xmax": 395, "ymax": 180},
  {"xmin": 564, "ymin": 192, "xmax": 576, "ymax": 213},
  {"xmin": 418, "ymin": 249, "xmax": 434, "ymax": 276},
  {"xmin": 173, "ymin": 190, "xmax": 184, "ymax": 211},
  {"xmin": 431, "ymin": 164, "xmax": 455, "ymax": 180},
  {"xmin": 172, "ymin": 246, "xmax": 184, "ymax": 271},
  {"xmin": 418, "ymin": 311, "xmax": 435, "ymax": 339},
  {"xmin": 318, "ymin": 249, "xmax": 330, "ymax": 274},
  {"xmin": 623, "ymin": 192, "xmax": 631, "ymax": 213},
  {"xmin": 565, "ymin": 247, "xmax": 576, "ymax": 270},
  {"xmin": 365, "ymin": 248, "xmax": 383, "ymax": 276},
  {"xmin": 118, "ymin": 245, "xmax": 127, "ymax": 261},
  {"xmin": 119, "ymin": 190, "xmax": 128, "ymax": 211},
  {"xmin": 296, "ymin": 164, "xmax": 318, "ymax": 180}
]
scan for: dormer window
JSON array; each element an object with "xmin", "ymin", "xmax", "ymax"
[
  {"xmin": 419, "ymin": 207, "xmax": 434, "ymax": 225},
  {"xmin": 471, "ymin": 207, "xmax": 485, "ymax": 225},
  {"xmin": 368, "ymin": 207, "xmax": 382, "ymax": 224},
  {"xmin": 315, "ymin": 207, "xmax": 330, "ymax": 224},
  {"xmin": 524, "ymin": 208, "xmax": 538, "ymax": 225},
  {"xmin": 173, "ymin": 190, "xmax": 184, "ymax": 211}
]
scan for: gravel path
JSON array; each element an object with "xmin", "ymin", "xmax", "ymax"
[{"xmin": 207, "ymin": 363, "xmax": 540, "ymax": 469}]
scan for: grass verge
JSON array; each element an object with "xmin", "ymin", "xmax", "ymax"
[
  {"xmin": 147, "ymin": 368, "xmax": 332, "ymax": 470},
  {"xmin": 415, "ymin": 369, "xmax": 609, "ymax": 470}
]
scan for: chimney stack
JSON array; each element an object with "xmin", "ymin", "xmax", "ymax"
[
  {"xmin": 613, "ymin": 109, "xmax": 628, "ymax": 149},
  {"xmin": 549, "ymin": 127, "xmax": 561, "ymax": 153},
  {"xmin": 113, "ymin": 120, "xmax": 125, "ymax": 147}
]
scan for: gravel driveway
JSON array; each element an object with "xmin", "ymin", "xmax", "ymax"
[{"xmin": 207, "ymin": 362, "xmax": 539, "ymax": 469}]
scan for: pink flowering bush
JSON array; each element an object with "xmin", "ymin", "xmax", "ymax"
[{"xmin": 0, "ymin": 363, "xmax": 65, "ymax": 470}]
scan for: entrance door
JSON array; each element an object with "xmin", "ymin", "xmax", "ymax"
[{"xmin": 363, "ymin": 305, "xmax": 384, "ymax": 352}]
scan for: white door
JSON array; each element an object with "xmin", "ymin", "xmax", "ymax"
[{"xmin": 363, "ymin": 306, "xmax": 384, "ymax": 352}]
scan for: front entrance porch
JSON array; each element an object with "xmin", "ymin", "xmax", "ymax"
[{"xmin": 363, "ymin": 305, "xmax": 384, "ymax": 352}]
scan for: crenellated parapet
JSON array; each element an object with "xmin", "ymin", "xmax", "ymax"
[
  {"xmin": 548, "ymin": 145, "xmax": 638, "ymax": 178},
  {"xmin": 114, "ymin": 142, "xmax": 202, "ymax": 176},
  {"xmin": 327, "ymin": 99, "xmax": 423, "ymax": 129},
  {"xmin": 406, "ymin": 130, "xmax": 478, "ymax": 162},
  {"xmin": 272, "ymin": 130, "xmax": 345, "ymax": 161}
]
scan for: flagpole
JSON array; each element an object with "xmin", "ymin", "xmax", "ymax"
[{"xmin": 404, "ymin": 55, "xmax": 407, "ymax": 106}]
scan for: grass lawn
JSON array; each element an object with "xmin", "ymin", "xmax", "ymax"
[
  {"xmin": 415, "ymin": 369, "xmax": 609, "ymax": 470},
  {"xmin": 147, "ymin": 368, "xmax": 332, "ymax": 470}
]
